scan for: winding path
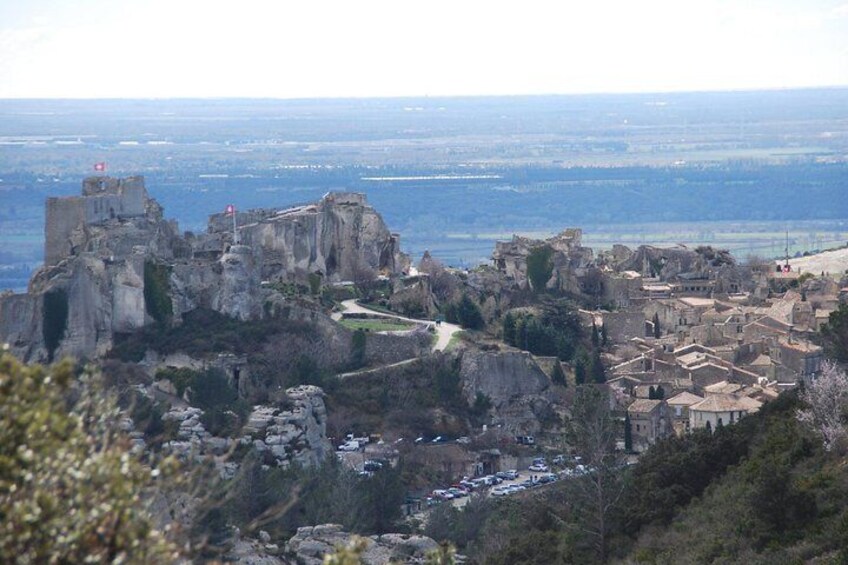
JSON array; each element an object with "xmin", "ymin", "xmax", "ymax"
[{"xmin": 332, "ymin": 299, "xmax": 461, "ymax": 352}]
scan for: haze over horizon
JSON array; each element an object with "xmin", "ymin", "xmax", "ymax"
[{"xmin": 2, "ymin": 0, "xmax": 848, "ymax": 99}]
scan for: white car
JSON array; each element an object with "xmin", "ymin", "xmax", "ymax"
[
  {"xmin": 528, "ymin": 463, "xmax": 549, "ymax": 472},
  {"xmin": 337, "ymin": 441, "xmax": 360, "ymax": 452},
  {"xmin": 491, "ymin": 486, "xmax": 510, "ymax": 497}
]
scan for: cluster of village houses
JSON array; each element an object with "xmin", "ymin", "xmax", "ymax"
[{"xmin": 594, "ymin": 264, "xmax": 845, "ymax": 452}]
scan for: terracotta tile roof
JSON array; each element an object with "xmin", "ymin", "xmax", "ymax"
[
  {"xmin": 690, "ymin": 393, "xmax": 762, "ymax": 413},
  {"xmin": 666, "ymin": 391, "xmax": 704, "ymax": 406}
]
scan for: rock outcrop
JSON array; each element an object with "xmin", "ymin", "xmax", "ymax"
[
  {"xmin": 491, "ymin": 229, "xmax": 594, "ymax": 292},
  {"xmin": 285, "ymin": 524, "xmax": 440, "ymax": 565},
  {"xmin": 459, "ymin": 350, "xmax": 554, "ymax": 434},
  {"xmin": 243, "ymin": 385, "xmax": 332, "ymax": 468},
  {"xmin": 0, "ymin": 177, "xmax": 407, "ymax": 362},
  {"xmin": 160, "ymin": 386, "xmax": 331, "ymax": 472}
]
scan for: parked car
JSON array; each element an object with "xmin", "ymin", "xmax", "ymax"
[
  {"xmin": 432, "ymin": 489, "xmax": 454, "ymax": 500},
  {"xmin": 552, "ymin": 455, "xmax": 566, "ymax": 465},
  {"xmin": 528, "ymin": 463, "xmax": 549, "ymax": 472},
  {"xmin": 491, "ymin": 486, "xmax": 510, "ymax": 497},
  {"xmin": 363, "ymin": 460, "xmax": 383, "ymax": 472},
  {"xmin": 450, "ymin": 487, "xmax": 469, "ymax": 497},
  {"xmin": 337, "ymin": 440, "xmax": 360, "ymax": 452}
]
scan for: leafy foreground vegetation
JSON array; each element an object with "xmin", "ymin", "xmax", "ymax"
[
  {"xmin": 0, "ymin": 354, "xmax": 182, "ymax": 563},
  {"xmin": 426, "ymin": 374, "xmax": 848, "ymax": 564}
]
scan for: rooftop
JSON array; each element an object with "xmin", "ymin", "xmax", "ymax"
[
  {"xmin": 690, "ymin": 393, "xmax": 762, "ymax": 413},
  {"xmin": 666, "ymin": 391, "xmax": 705, "ymax": 406},
  {"xmin": 678, "ymin": 297, "xmax": 715, "ymax": 308},
  {"xmin": 704, "ymin": 381, "xmax": 742, "ymax": 395},
  {"xmin": 627, "ymin": 398, "xmax": 663, "ymax": 414}
]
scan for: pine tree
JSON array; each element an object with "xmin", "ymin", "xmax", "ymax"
[{"xmin": 624, "ymin": 413, "xmax": 633, "ymax": 452}]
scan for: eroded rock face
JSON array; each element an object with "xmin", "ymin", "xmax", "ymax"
[
  {"xmin": 285, "ymin": 524, "xmax": 440, "ymax": 565},
  {"xmin": 491, "ymin": 229, "xmax": 594, "ymax": 292},
  {"xmin": 220, "ymin": 192, "xmax": 407, "ymax": 284},
  {"xmin": 0, "ymin": 178, "xmax": 406, "ymax": 362},
  {"xmin": 459, "ymin": 350, "xmax": 553, "ymax": 434},
  {"xmin": 244, "ymin": 385, "xmax": 332, "ymax": 468}
]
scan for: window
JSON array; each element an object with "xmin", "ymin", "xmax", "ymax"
[
  {"xmin": 675, "ymin": 406, "xmax": 682, "ymax": 417},
  {"xmin": 636, "ymin": 424, "xmax": 641, "ymax": 432}
]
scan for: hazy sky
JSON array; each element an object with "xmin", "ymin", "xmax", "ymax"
[{"xmin": 2, "ymin": 0, "xmax": 848, "ymax": 99}]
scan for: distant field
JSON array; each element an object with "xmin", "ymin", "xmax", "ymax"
[
  {"xmin": 338, "ymin": 319, "xmax": 415, "ymax": 332},
  {"xmin": 780, "ymin": 247, "xmax": 848, "ymax": 275}
]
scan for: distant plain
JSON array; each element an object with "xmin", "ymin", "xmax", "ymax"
[{"xmin": 1, "ymin": 88, "xmax": 847, "ymax": 291}]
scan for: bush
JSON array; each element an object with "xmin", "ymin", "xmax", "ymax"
[
  {"xmin": 526, "ymin": 245, "xmax": 554, "ymax": 292},
  {"xmin": 109, "ymin": 307, "xmax": 316, "ymax": 362},
  {"xmin": 350, "ymin": 329, "xmax": 367, "ymax": 370},
  {"xmin": 143, "ymin": 260, "xmax": 172, "ymax": 324},
  {"xmin": 0, "ymin": 354, "xmax": 182, "ymax": 562},
  {"xmin": 454, "ymin": 294, "xmax": 484, "ymax": 330}
]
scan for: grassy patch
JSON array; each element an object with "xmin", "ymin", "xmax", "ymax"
[
  {"xmin": 338, "ymin": 318, "xmax": 415, "ymax": 332},
  {"xmin": 445, "ymin": 331, "xmax": 466, "ymax": 351}
]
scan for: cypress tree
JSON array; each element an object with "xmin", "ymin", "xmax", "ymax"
[
  {"xmin": 551, "ymin": 360, "xmax": 566, "ymax": 386},
  {"xmin": 624, "ymin": 413, "xmax": 633, "ymax": 452},
  {"xmin": 575, "ymin": 358, "xmax": 587, "ymax": 386},
  {"xmin": 591, "ymin": 349, "xmax": 606, "ymax": 383},
  {"xmin": 652, "ymin": 312, "xmax": 661, "ymax": 339},
  {"xmin": 503, "ymin": 312, "xmax": 516, "ymax": 345}
]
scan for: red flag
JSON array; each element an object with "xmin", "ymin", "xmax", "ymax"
[
  {"xmin": 94, "ymin": 162, "xmax": 106, "ymax": 172},
  {"xmin": 225, "ymin": 204, "xmax": 235, "ymax": 216}
]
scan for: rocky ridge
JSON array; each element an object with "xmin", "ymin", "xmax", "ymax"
[{"xmin": 0, "ymin": 177, "xmax": 406, "ymax": 362}]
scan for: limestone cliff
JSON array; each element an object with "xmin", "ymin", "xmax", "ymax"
[
  {"xmin": 491, "ymin": 229, "xmax": 594, "ymax": 292},
  {"xmin": 459, "ymin": 350, "xmax": 554, "ymax": 434},
  {"xmin": 0, "ymin": 177, "xmax": 406, "ymax": 362}
]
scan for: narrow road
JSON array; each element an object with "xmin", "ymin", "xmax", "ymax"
[
  {"xmin": 333, "ymin": 299, "xmax": 461, "ymax": 352},
  {"xmin": 337, "ymin": 357, "xmax": 421, "ymax": 379}
]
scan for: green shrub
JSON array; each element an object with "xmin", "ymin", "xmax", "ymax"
[
  {"xmin": 155, "ymin": 367, "xmax": 201, "ymax": 397},
  {"xmin": 350, "ymin": 329, "xmax": 367, "ymax": 370},
  {"xmin": 144, "ymin": 260, "xmax": 173, "ymax": 324},
  {"xmin": 526, "ymin": 245, "xmax": 554, "ymax": 292},
  {"xmin": 0, "ymin": 354, "xmax": 182, "ymax": 562},
  {"xmin": 458, "ymin": 294, "xmax": 485, "ymax": 330}
]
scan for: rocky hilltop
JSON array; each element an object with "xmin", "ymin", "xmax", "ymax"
[{"xmin": 0, "ymin": 177, "xmax": 407, "ymax": 362}]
